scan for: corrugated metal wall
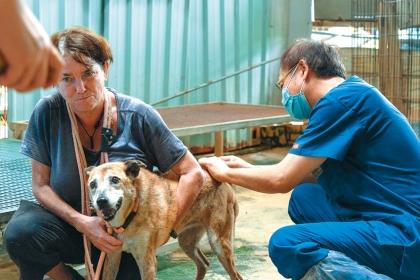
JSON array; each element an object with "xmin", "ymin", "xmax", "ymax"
[{"xmin": 7, "ymin": 0, "xmax": 312, "ymax": 150}]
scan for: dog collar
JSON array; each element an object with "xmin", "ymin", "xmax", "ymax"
[
  {"xmin": 110, "ymin": 198, "xmax": 139, "ymax": 234},
  {"xmin": 113, "ymin": 211, "xmax": 136, "ymax": 234}
]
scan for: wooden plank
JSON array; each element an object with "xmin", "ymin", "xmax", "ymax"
[{"xmin": 214, "ymin": 131, "xmax": 224, "ymax": 156}]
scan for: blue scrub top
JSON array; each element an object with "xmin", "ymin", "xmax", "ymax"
[{"xmin": 289, "ymin": 76, "xmax": 420, "ymax": 277}]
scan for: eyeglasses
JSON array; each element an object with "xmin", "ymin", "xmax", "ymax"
[{"xmin": 276, "ymin": 64, "xmax": 298, "ymax": 90}]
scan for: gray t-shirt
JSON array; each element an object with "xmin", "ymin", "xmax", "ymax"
[{"xmin": 21, "ymin": 88, "xmax": 187, "ymax": 212}]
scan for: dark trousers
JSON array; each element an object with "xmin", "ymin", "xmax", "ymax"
[
  {"xmin": 2, "ymin": 200, "xmax": 140, "ymax": 280},
  {"xmin": 268, "ymin": 183, "xmax": 413, "ymax": 280}
]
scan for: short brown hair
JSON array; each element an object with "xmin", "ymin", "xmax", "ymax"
[
  {"xmin": 281, "ymin": 38, "xmax": 346, "ymax": 79},
  {"xmin": 51, "ymin": 26, "xmax": 113, "ymax": 69}
]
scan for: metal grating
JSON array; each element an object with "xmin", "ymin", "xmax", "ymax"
[
  {"xmin": 351, "ymin": 0, "xmax": 420, "ymax": 137},
  {"xmin": 0, "ymin": 140, "xmax": 36, "ymax": 222}
]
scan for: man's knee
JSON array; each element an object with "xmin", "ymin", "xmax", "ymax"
[
  {"xmin": 288, "ymin": 183, "xmax": 316, "ymax": 223},
  {"xmin": 268, "ymin": 225, "xmax": 328, "ymax": 279},
  {"xmin": 268, "ymin": 226, "xmax": 302, "ymax": 278},
  {"xmin": 268, "ymin": 224, "xmax": 300, "ymax": 248},
  {"xmin": 288, "ymin": 183, "xmax": 339, "ymax": 224}
]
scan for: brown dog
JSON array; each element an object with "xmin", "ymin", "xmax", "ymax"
[{"xmin": 85, "ymin": 159, "xmax": 242, "ymax": 280}]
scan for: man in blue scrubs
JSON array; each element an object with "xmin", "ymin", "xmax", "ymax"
[{"xmin": 199, "ymin": 38, "xmax": 420, "ymax": 279}]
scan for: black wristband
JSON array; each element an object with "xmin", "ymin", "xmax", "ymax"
[{"xmin": 170, "ymin": 229, "xmax": 178, "ymax": 239}]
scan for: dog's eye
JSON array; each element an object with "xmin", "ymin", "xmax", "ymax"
[
  {"xmin": 111, "ymin": 176, "xmax": 120, "ymax": 184},
  {"xmin": 89, "ymin": 181, "xmax": 97, "ymax": 190}
]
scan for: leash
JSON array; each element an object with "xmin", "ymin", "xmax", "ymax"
[
  {"xmin": 68, "ymin": 90, "xmax": 114, "ymax": 280},
  {"xmin": 96, "ymin": 185, "xmax": 139, "ymax": 279},
  {"xmin": 94, "ymin": 225, "xmax": 113, "ymax": 280}
]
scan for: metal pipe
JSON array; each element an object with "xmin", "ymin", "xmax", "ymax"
[{"xmin": 151, "ymin": 56, "xmax": 281, "ymax": 106}]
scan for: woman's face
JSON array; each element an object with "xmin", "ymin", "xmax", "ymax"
[{"xmin": 56, "ymin": 55, "xmax": 109, "ymax": 113}]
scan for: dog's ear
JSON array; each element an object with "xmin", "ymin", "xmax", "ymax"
[
  {"xmin": 84, "ymin": 166, "xmax": 95, "ymax": 178},
  {"xmin": 125, "ymin": 160, "xmax": 146, "ymax": 179}
]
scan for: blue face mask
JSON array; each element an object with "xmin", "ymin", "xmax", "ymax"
[{"xmin": 281, "ymin": 68, "xmax": 312, "ymax": 120}]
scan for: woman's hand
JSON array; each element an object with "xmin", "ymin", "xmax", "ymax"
[
  {"xmin": 0, "ymin": 0, "xmax": 63, "ymax": 92},
  {"xmin": 77, "ymin": 215, "xmax": 123, "ymax": 253}
]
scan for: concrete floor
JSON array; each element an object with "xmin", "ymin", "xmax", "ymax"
[{"xmin": 0, "ymin": 146, "xmax": 293, "ymax": 280}]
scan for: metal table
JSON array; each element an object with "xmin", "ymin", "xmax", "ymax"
[
  {"xmin": 157, "ymin": 102, "xmax": 292, "ymax": 156},
  {"xmin": 2, "ymin": 102, "xmax": 292, "ymax": 222}
]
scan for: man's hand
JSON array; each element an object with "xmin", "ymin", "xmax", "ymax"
[
  {"xmin": 199, "ymin": 155, "xmax": 254, "ymax": 183},
  {"xmin": 198, "ymin": 157, "xmax": 231, "ymax": 183},
  {"xmin": 219, "ymin": 155, "xmax": 254, "ymax": 168}
]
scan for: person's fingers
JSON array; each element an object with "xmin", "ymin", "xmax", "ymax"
[
  {"xmin": 0, "ymin": 64, "xmax": 27, "ymax": 91},
  {"xmin": 220, "ymin": 156, "xmax": 234, "ymax": 162},
  {"xmin": 92, "ymin": 239, "xmax": 121, "ymax": 253},
  {"xmin": 225, "ymin": 161, "xmax": 239, "ymax": 168},
  {"xmin": 44, "ymin": 46, "xmax": 63, "ymax": 88},
  {"xmin": 0, "ymin": 50, "xmax": 7, "ymax": 75},
  {"xmin": 88, "ymin": 219, "xmax": 123, "ymax": 253},
  {"xmin": 199, "ymin": 163, "xmax": 208, "ymax": 170},
  {"xmin": 21, "ymin": 47, "xmax": 48, "ymax": 91},
  {"xmin": 0, "ymin": 3, "xmax": 62, "ymax": 92},
  {"xmin": 98, "ymin": 217, "xmax": 108, "ymax": 227},
  {"xmin": 3, "ymin": 46, "xmax": 62, "ymax": 92},
  {"xmin": 2, "ymin": 51, "xmax": 43, "ymax": 92},
  {"xmin": 27, "ymin": 47, "xmax": 49, "ymax": 90},
  {"xmin": 95, "ymin": 234, "xmax": 123, "ymax": 253},
  {"xmin": 100, "ymin": 227, "xmax": 123, "ymax": 245}
]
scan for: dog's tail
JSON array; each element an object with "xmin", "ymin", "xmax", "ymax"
[
  {"xmin": 234, "ymin": 198, "xmax": 239, "ymax": 219},
  {"xmin": 231, "ymin": 197, "xmax": 240, "ymax": 246}
]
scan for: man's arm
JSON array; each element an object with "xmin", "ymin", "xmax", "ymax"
[{"xmin": 199, "ymin": 153, "xmax": 326, "ymax": 194}]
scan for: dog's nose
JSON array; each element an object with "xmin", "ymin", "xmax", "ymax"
[{"xmin": 96, "ymin": 197, "xmax": 109, "ymax": 208}]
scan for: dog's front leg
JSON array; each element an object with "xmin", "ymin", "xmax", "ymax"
[
  {"xmin": 132, "ymin": 247, "xmax": 158, "ymax": 280},
  {"xmin": 102, "ymin": 250, "xmax": 122, "ymax": 280}
]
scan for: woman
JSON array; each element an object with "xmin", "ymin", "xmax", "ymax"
[
  {"xmin": 200, "ymin": 38, "xmax": 420, "ymax": 279},
  {"xmin": 2, "ymin": 26, "xmax": 205, "ymax": 280}
]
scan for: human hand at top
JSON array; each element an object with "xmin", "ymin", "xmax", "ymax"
[
  {"xmin": 0, "ymin": 0, "xmax": 63, "ymax": 92},
  {"xmin": 218, "ymin": 155, "xmax": 254, "ymax": 168},
  {"xmin": 198, "ymin": 156, "xmax": 232, "ymax": 183},
  {"xmin": 77, "ymin": 215, "xmax": 123, "ymax": 253}
]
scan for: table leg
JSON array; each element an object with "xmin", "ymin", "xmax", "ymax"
[{"xmin": 214, "ymin": 131, "xmax": 224, "ymax": 156}]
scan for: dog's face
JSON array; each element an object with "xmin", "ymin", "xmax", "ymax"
[{"xmin": 85, "ymin": 160, "xmax": 146, "ymax": 222}]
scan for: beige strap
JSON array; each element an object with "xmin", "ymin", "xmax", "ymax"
[{"xmin": 67, "ymin": 90, "xmax": 113, "ymax": 280}]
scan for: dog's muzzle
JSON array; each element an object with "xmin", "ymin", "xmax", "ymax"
[{"xmin": 96, "ymin": 197, "xmax": 123, "ymax": 221}]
